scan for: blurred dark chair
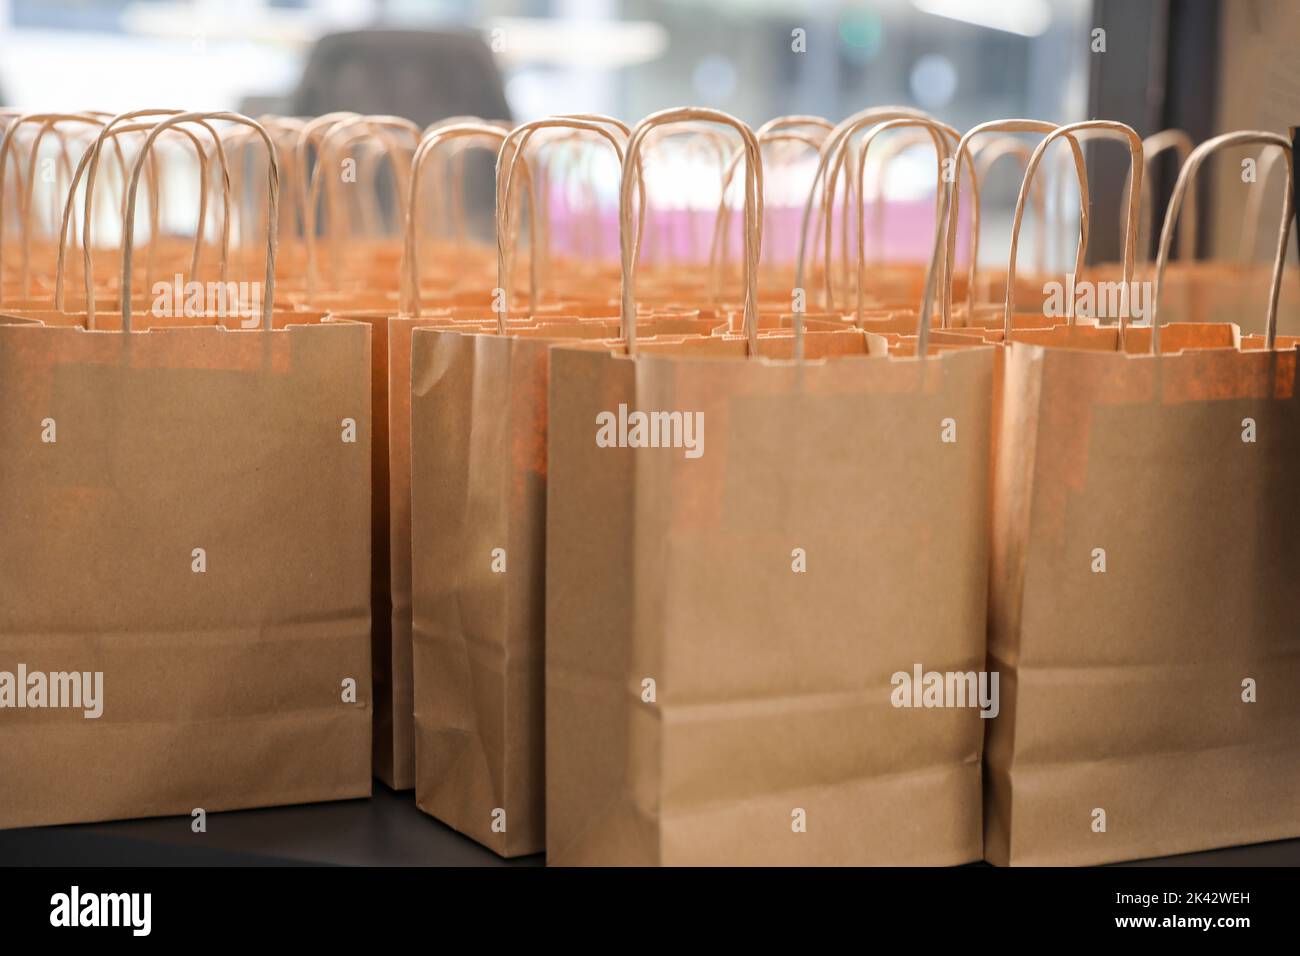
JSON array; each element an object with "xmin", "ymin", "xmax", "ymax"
[
  {"xmin": 287, "ymin": 29, "xmax": 512, "ymax": 128},
  {"xmin": 271, "ymin": 28, "xmax": 511, "ymax": 238}
]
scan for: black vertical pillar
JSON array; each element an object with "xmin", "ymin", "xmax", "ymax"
[{"xmin": 1086, "ymin": 0, "xmax": 1220, "ymax": 263}]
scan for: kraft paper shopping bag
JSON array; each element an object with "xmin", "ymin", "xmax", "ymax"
[
  {"xmin": 408, "ymin": 115, "xmax": 728, "ymax": 855},
  {"xmin": 545, "ymin": 108, "xmax": 993, "ymax": 866},
  {"xmin": 985, "ymin": 129, "xmax": 1300, "ymax": 866},
  {"xmin": 374, "ymin": 120, "xmax": 535, "ymax": 789},
  {"xmin": 0, "ymin": 111, "xmax": 372, "ymax": 829}
]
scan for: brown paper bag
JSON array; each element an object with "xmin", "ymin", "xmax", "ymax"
[
  {"xmin": 370, "ymin": 120, "xmax": 530, "ymax": 789},
  {"xmin": 985, "ymin": 129, "xmax": 1300, "ymax": 865},
  {"xmin": 544, "ymin": 108, "xmax": 993, "ymax": 866},
  {"xmin": 0, "ymin": 111, "xmax": 372, "ymax": 829},
  {"xmin": 311, "ymin": 117, "xmax": 439, "ymax": 791},
  {"xmin": 409, "ymin": 115, "xmax": 719, "ymax": 855}
]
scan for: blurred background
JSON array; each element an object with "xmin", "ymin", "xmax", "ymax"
[
  {"xmin": 0, "ymin": 0, "xmax": 1091, "ymax": 125},
  {"xmin": 0, "ymin": 0, "xmax": 1292, "ymax": 268}
]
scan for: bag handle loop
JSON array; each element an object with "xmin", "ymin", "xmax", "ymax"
[
  {"xmin": 496, "ymin": 116, "xmax": 631, "ymax": 327},
  {"xmin": 970, "ymin": 136, "xmax": 1048, "ymax": 280},
  {"xmin": 5, "ymin": 116, "xmax": 98, "ymax": 300},
  {"xmin": 850, "ymin": 118, "xmax": 959, "ymax": 340},
  {"xmin": 944, "ymin": 120, "xmax": 1089, "ymax": 331},
  {"xmin": 120, "ymin": 112, "xmax": 277, "ymax": 333},
  {"xmin": 808, "ymin": 108, "xmax": 944, "ymax": 314},
  {"xmin": 67, "ymin": 109, "xmax": 231, "ymax": 326},
  {"xmin": 401, "ymin": 123, "xmax": 515, "ymax": 317},
  {"xmin": 50, "ymin": 111, "xmax": 231, "ymax": 324},
  {"xmin": 0, "ymin": 114, "xmax": 110, "ymax": 305},
  {"xmin": 304, "ymin": 115, "xmax": 419, "ymax": 301},
  {"xmin": 621, "ymin": 108, "xmax": 762, "ymax": 356},
  {"xmin": 710, "ymin": 125, "xmax": 829, "ymax": 302},
  {"xmin": 1004, "ymin": 121, "xmax": 1142, "ymax": 340},
  {"xmin": 1121, "ymin": 128, "xmax": 1197, "ymax": 263},
  {"xmin": 1153, "ymin": 131, "xmax": 1293, "ymax": 351},
  {"xmin": 1238, "ymin": 144, "xmax": 1288, "ymax": 263},
  {"xmin": 795, "ymin": 107, "xmax": 983, "ymax": 343},
  {"xmin": 794, "ymin": 107, "xmax": 944, "ymax": 358}
]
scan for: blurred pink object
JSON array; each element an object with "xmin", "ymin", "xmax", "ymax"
[{"xmin": 541, "ymin": 191, "xmax": 972, "ymax": 268}]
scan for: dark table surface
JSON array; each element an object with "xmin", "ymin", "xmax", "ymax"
[
  {"xmin": 0, "ymin": 785, "xmax": 541, "ymax": 867},
  {"xmin": 1, "ymin": 786, "xmax": 1297, "ymax": 866}
]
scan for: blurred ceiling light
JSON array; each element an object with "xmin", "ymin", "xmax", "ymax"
[
  {"xmin": 489, "ymin": 18, "xmax": 668, "ymax": 68},
  {"xmin": 121, "ymin": 2, "xmax": 320, "ymax": 46},
  {"xmin": 839, "ymin": 9, "xmax": 884, "ymax": 62},
  {"xmin": 909, "ymin": 53, "xmax": 957, "ymax": 108},
  {"xmin": 121, "ymin": 5, "xmax": 668, "ymax": 69},
  {"xmin": 910, "ymin": 0, "xmax": 1052, "ymax": 37}
]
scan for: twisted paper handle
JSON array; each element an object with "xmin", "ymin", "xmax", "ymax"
[
  {"xmin": 496, "ymin": 116, "xmax": 632, "ymax": 328},
  {"xmin": 1153, "ymin": 131, "xmax": 1293, "ymax": 351},
  {"xmin": 120, "ymin": 111, "xmax": 278, "ymax": 332},
  {"xmin": 620, "ymin": 107, "xmax": 762, "ymax": 356},
  {"xmin": 943, "ymin": 119, "xmax": 1088, "ymax": 332},
  {"xmin": 401, "ymin": 123, "xmax": 511, "ymax": 317},
  {"xmin": 1003, "ymin": 120, "xmax": 1142, "ymax": 339}
]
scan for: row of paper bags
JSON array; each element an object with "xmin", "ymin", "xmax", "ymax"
[{"xmin": 1, "ymin": 106, "xmax": 1297, "ymax": 867}]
